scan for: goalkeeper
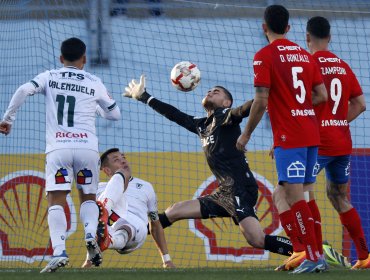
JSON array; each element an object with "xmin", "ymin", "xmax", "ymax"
[
  {"xmin": 123, "ymin": 75, "xmax": 293, "ymax": 257},
  {"xmin": 82, "ymin": 148, "xmax": 175, "ymax": 269}
]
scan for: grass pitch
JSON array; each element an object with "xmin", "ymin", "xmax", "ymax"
[{"xmin": 1, "ymin": 268, "xmax": 370, "ymax": 280}]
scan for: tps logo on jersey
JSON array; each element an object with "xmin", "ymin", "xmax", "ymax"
[
  {"xmin": 287, "ymin": 161, "xmax": 306, "ymax": 178},
  {"xmin": 55, "ymin": 168, "xmax": 70, "ymax": 184},
  {"xmin": 189, "ymin": 172, "xmax": 282, "ymax": 262},
  {"xmin": 136, "ymin": 183, "xmax": 143, "ymax": 189},
  {"xmin": 0, "ymin": 170, "xmax": 77, "ymax": 263},
  {"xmin": 77, "ymin": 169, "xmax": 93, "ymax": 185}
]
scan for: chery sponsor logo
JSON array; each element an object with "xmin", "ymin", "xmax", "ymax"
[
  {"xmin": 189, "ymin": 172, "xmax": 282, "ymax": 262},
  {"xmin": 0, "ymin": 171, "xmax": 77, "ymax": 263}
]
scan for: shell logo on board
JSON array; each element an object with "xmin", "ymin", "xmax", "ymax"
[{"xmin": 0, "ymin": 171, "xmax": 77, "ymax": 263}]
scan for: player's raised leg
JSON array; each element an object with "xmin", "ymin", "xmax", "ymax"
[{"xmin": 159, "ymin": 199, "xmax": 202, "ymax": 228}]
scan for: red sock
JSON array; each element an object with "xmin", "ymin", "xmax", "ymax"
[
  {"xmin": 308, "ymin": 200, "xmax": 323, "ymax": 255},
  {"xmin": 340, "ymin": 208, "xmax": 369, "ymax": 260},
  {"xmin": 279, "ymin": 210, "xmax": 305, "ymax": 252},
  {"xmin": 291, "ymin": 200, "xmax": 319, "ymax": 262}
]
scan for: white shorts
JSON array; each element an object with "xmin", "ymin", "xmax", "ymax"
[
  {"xmin": 110, "ymin": 213, "xmax": 147, "ymax": 254},
  {"xmin": 45, "ymin": 149, "xmax": 100, "ymax": 194}
]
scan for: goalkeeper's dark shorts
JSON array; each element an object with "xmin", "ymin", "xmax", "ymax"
[{"xmin": 197, "ymin": 178, "xmax": 258, "ymax": 225}]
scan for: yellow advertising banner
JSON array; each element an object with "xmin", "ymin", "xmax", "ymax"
[{"xmin": 0, "ymin": 152, "xmax": 342, "ymax": 268}]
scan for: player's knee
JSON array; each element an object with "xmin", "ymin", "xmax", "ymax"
[
  {"xmin": 165, "ymin": 202, "xmax": 184, "ymax": 222},
  {"xmin": 246, "ymin": 235, "xmax": 265, "ymax": 248},
  {"xmin": 326, "ymin": 188, "xmax": 346, "ymax": 212}
]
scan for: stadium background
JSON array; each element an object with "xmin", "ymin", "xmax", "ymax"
[{"xmin": 0, "ymin": 0, "xmax": 369, "ymax": 269}]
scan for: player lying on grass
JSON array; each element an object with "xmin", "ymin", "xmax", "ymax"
[
  {"xmin": 123, "ymin": 75, "xmax": 293, "ymax": 257},
  {"xmin": 82, "ymin": 148, "xmax": 175, "ymax": 268}
]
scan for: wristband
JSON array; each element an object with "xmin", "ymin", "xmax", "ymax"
[
  {"xmin": 161, "ymin": 254, "xmax": 171, "ymax": 263},
  {"xmin": 147, "ymin": 96, "xmax": 154, "ymax": 104},
  {"xmin": 138, "ymin": 90, "xmax": 151, "ymax": 104}
]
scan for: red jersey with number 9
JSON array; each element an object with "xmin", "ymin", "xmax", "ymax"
[
  {"xmin": 312, "ymin": 51, "xmax": 363, "ymax": 156},
  {"xmin": 253, "ymin": 38, "xmax": 323, "ymax": 148}
]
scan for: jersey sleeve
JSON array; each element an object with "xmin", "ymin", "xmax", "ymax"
[
  {"xmin": 347, "ymin": 66, "xmax": 363, "ymax": 98},
  {"xmin": 253, "ymin": 48, "xmax": 271, "ymax": 88},
  {"xmin": 30, "ymin": 70, "xmax": 50, "ymax": 95},
  {"xmin": 96, "ymin": 82, "xmax": 118, "ymax": 113},
  {"xmin": 147, "ymin": 184, "xmax": 158, "ymax": 212},
  {"xmin": 148, "ymin": 98, "xmax": 198, "ymax": 134}
]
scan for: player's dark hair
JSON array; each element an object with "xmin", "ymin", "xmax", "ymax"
[
  {"xmin": 100, "ymin": 148, "xmax": 120, "ymax": 170},
  {"xmin": 215, "ymin": 86, "xmax": 233, "ymax": 107},
  {"xmin": 307, "ymin": 16, "xmax": 331, "ymax": 39},
  {"xmin": 61, "ymin": 37, "xmax": 86, "ymax": 62},
  {"xmin": 264, "ymin": 5, "xmax": 289, "ymax": 35}
]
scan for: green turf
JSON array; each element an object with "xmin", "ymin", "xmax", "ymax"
[{"xmin": 1, "ymin": 268, "xmax": 370, "ymax": 280}]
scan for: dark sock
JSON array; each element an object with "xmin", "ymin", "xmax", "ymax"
[
  {"xmin": 264, "ymin": 235, "xmax": 293, "ymax": 256},
  {"xmin": 158, "ymin": 212, "xmax": 172, "ymax": 229}
]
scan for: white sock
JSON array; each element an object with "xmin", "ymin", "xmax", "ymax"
[
  {"xmin": 80, "ymin": 200, "xmax": 99, "ymax": 240},
  {"xmin": 101, "ymin": 173, "xmax": 126, "ymax": 214},
  {"xmin": 109, "ymin": 229, "xmax": 129, "ymax": 250},
  {"xmin": 48, "ymin": 205, "xmax": 67, "ymax": 256}
]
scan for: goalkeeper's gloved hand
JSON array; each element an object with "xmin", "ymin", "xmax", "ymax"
[{"xmin": 123, "ymin": 74, "xmax": 151, "ymax": 104}]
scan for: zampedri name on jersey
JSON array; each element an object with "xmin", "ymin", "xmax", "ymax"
[{"xmin": 49, "ymin": 81, "xmax": 95, "ymax": 96}]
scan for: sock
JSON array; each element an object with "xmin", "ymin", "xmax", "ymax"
[
  {"xmin": 159, "ymin": 212, "xmax": 172, "ymax": 229},
  {"xmin": 110, "ymin": 229, "xmax": 129, "ymax": 250},
  {"xmin": 308, "ymin": 200, "xmax": 323, "ymax": 255},
  {"xmin": 48, "ymin": 205, "xmax": 67, "ymax": 256},
  {"xmin": 80, "ymin": 200, "xmax": 99, "ymax": 240},
  {"xmin": 279, "ymin": 209, "xmax": 305, "ymax": 252},
  {"xmin": 291, "ymin": 200, "xmax": 319, "ymax": 262},
  {"xmin": 340, "ymin": 208, "xmax": 369, "ymax": 260},
  {"xmin": 264, "ymin": 235, "xmax": 293, "ymax": 256},
  {"xmin": 101, "ymin": 173, "xmax": 126, "ymax": 215}
]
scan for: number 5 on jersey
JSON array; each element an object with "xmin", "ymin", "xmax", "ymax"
[{"xmin": 292, "ymin": 66, "xmax": 306, "ymax": 104}]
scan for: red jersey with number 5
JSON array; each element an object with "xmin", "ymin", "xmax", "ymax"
[
  {"xmin": 312, "ymin": 51, "xmax": 363, "ymax": 156},
  {"xmin": 253, "ymin": 39, "xmax": 323, "ymax": 148}
]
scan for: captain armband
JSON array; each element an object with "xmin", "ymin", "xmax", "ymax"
[{"xmin": 148, "ymin": 211, "xmax": 159, "ymax": 221}]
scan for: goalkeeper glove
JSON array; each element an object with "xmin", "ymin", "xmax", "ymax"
[{"xmin": 123, "ymin": 75, "xmax": 151, "ymax": 104}]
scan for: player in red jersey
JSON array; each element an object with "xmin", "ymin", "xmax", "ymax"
[
  {"xmin": 306, "ymin": 16, "xmax": 369, "ymax": 269},
  {"xmin": 236, "ymin": 5, "xmax": 328, "ymax": 273}
]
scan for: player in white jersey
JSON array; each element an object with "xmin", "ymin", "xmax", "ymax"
[
  {"xmin": 0, "ymin": 38, "xmax": 121, "ymax": 272},
  {"xmin": 81, "ymin": 148, "xmax": 175, "ymax": 268}
]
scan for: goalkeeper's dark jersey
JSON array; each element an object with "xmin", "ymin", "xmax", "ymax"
[{"xmin": 148, "ymin": 98, "xmax": 254, "ymax": 189}]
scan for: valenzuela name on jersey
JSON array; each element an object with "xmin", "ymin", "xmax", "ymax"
[{"xmin": 49, "ymin": 80, "xmax": 95, "ymax": 96}]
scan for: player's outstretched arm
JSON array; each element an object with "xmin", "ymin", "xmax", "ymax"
[
  {"xmin": 123, "ymin": 75, "xmax": 198, "ymax": 134},
  {"xmin": 236, "ymin": 87, "xmax": 269, "ymax": 151},
  {"xmin": 348, "ymin": 95, "xmax": 366, "ymax": 123},
  {"xmin": 1, "ymin": 82, "xmax": 36, "ymax": 135},
  {"xmin": 230, "ymin": 99, "xmax": 254, "ymax": 119},
  {"xmin": 150, "ymin": 219, "xmax": 175, "ymax": 268}
]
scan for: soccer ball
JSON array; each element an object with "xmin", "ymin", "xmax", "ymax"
[{"xmin": 170, "ymin": 61, "xmax": 201, "ymax": 92}]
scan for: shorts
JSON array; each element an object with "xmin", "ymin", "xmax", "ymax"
[
  {"xmin": 111, "ymin": 213, "xmax": 147, "ymax": 254},
  {"xmin": 317, "ymin": 154, "xmax": 350, "ymax": 184},
  {"xmin": 45, "ymin": 149, "xmax": 100, "ymax": 194},
  {"xmin": 274, "ymin": 146, "xmax": 318, "ymax": 184},
  {"xmin": 198, "ymin": 171, "xmax": 258, "ymax": 224}
]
